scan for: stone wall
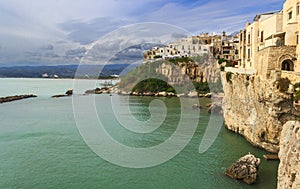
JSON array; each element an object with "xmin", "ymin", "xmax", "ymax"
[
  {"xmin": 257, "ymin": 46, "xmax": 296, "ymax": 77},
  {"xmin": 221, "ymin": 71, "xmax": 296, "ymax": 153},
  {"xmin": 277, "ymin": 121, "xmax": 300, "ymax": 189}
]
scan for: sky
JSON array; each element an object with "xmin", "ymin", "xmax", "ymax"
[{"xmin": 0, "ymin": 0, "xmax": 284, "ymax": 66}]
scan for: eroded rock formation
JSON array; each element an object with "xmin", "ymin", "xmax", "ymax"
[
  {"xmin": 277, "ymin": 121, "xmax": 300, "ymax": 189},
  {"xmin": 225, "ymin": 153, "xmax": 261, "ymax": 184},
  {"xmin": 221, "ymin": 72, "xmax": 296, "ymax": 153},
  {"xmin": 156, "ymin": 59, "xmax": 219, "ymax": 85}
]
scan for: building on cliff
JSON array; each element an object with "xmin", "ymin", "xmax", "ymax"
[
  {"xmin": 236, "ymin": 0, "xmax": 300, "ymax": 83},
  {"xmin": 219, "ymin": 31, "xmax": 239, "ymax": 62},
  {"xmin": 143, "ymin": 36, "xmax": 210, "ymax": 62},
  {"xmin": 143, "ymin": 32, "xmax": 239, "ymax": 63}
]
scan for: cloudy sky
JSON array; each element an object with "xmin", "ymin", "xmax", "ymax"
[{"xmin": 0, "ymin": 0, "xmax": 284, "ymax": 66}]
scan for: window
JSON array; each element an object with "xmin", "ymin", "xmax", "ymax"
[
  {"xmin": 297, "ymin": 34, "xmax": 299, "ymax": 45},
  {"xmin": 248, "ymin": 48, "xmax": 251, "ymax": 59},
  {"xmin": 288, "ymin": 11, "xmax": 292, "ymax": 20},
  {"xmin": 248, "ymin": 34, "xmax": 251, "ymax": 44},
  {"xmin": 260, "ymin": 31, "xmax": 264, "ymax": 42},
  {"xmin": 297, "ymin": 5, "xmax": 299, "ymax": 15}
]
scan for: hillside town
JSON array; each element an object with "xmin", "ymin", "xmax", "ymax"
[
  {"xmin": 143, "ymin": 31, "xmax": 239, "ymax": 64},
  {"xmin": 144, "ymin": 0, "xmax": 300, "ymax": 85}
]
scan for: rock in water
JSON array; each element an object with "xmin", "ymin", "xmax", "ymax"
[
  {"xmin": 65, "ymin": 89, "xmax": 73, "ymax": 96},
  {"xmin": 207, "ymin": 102, "xmax": 223, "ymax": 114},
  {"xmin": 225, "ymin": 153, "xmax": 260, "ymax": 184}
]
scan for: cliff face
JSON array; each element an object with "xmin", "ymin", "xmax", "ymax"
[
  {"xmin": 278, "ymin": 121, "xmax": 300, "ymax": 189},
  {"xmin": 221, "ymin": 71, "xmax": 295, "ymax": 153},
  {"xmin": 156, "ymin": 59, "xmax": 219, "ymax": 85}
]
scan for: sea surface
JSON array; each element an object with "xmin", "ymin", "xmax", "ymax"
[{"xmin": 0, "ymin": 78, "xmax": 278, "ymax": 189}]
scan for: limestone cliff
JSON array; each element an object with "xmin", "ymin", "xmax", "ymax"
[
  {"xmin": 221, "ymin": 71, "xmax": 296, "ymax": 153},
  {"xmin": 277, "ymin": 121, "xmax": 300, "ymax": 189},
  {"xmin": 118, "ymin": 57, "xmax": 220, "ymax": 93},
  {"xmin": 156, "ymin": 58, "xmax": 219, "ymax": 85}
]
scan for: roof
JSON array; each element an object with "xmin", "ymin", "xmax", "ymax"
[{"xmin": 253, "ymin": 10, "xmax": 281, "ymax": 21}]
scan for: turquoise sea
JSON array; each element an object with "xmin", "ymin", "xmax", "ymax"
[{"xmin": 0, "ymin": 78, "xmax": 278, "ymax": 189}]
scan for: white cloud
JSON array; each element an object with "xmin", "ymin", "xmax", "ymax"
[{"xmin": 0, "ymin": 0, "xmax": 285, "ymax": 65}]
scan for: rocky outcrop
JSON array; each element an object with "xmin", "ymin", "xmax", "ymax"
[
  {"xmin": 221, "ymin": 71, "xmax": 296, "ymax": 153},
  {"xmin": 277, "ymin": 121, "xmax": 300, "ymax": 189},
  {"xmin": 85, "ymin": 87, "xmax": 112, "ymax": 94},
  {"xmin": 52, "ymin": 89, "xmax": 73, "ymax": 98},
  {"xmin": 0, "ymin": 94, "xmax": 37, "ymax": 103},
  {"xmin": 156, "ymin": 58, "xmax": 219, "ymax": 85},
  {"xmin": 225, "ymin": 153, "xmax": 261, "ymax": 184}
]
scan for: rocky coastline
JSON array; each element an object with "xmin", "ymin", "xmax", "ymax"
[
  {"xmin": 221, "ymin": 71, "xmax": 297, "ymax": 153},
  {"xmin": 0, "ymin": 94, "xmax": 37, "ymax": 103},
  {"xmin": 221, "ymin": 71, "xmax": 300, "ymax": 188}
]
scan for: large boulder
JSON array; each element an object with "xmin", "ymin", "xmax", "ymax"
[{"xmin": 225, "ymin": 153, "xmax": 261, "ymax": 184}]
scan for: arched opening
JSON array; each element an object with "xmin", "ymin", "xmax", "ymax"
[{"xmin": 281, "ymin": 59, "xmax": 294, "ymax": 71}]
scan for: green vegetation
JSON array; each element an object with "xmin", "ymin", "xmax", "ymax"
[
  {"xmin": 220, "ymin": 66, "xmax": 225, "ymax": 71},
  {"xmin": 294, "ymin": 82, "xmax": 300, "ymax": 89},
  {"xmin": 118, "ymin": 61, "xmax": 167, "ymax": 92},
  {"xmin": 294, "ymin": 82, "xmax": 300, "ymax": 103},
  {"xmin": 226, "ymin": 72, "xmax": 233, "ymax": 83},
  {"xmin": 218, "ymin": 58, "xmax": 226, "ymax": 64},
  {"xmin": 294, "ymin": 90, "xmax": 300, "ymax": 103},
  {"xmin": 193, "ymin": 82, "xmax": 210, "ymax": 94},
  {"xmin": 168, "ymin": 57, "xmax": 193, "ymax": 64},
  {"xmin": 277, "ymin": 78, "xmax": 291, "ymax": 93},
  {"xmin": 154, "ymin": 55, "xmax": 162, "ymax": 59},
  {"xmin": 132, "ymin": 78, "xmax": 175, "ymax": 93}
]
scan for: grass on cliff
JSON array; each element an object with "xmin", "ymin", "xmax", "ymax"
[{"xmin": 117, "ymin": 61, "xmax": 167, "ymax": 92}]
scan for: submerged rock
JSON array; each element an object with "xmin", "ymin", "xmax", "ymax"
[{"xmin": 225, "ymin": 153, "xmax": 260, "ymax": 184}]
